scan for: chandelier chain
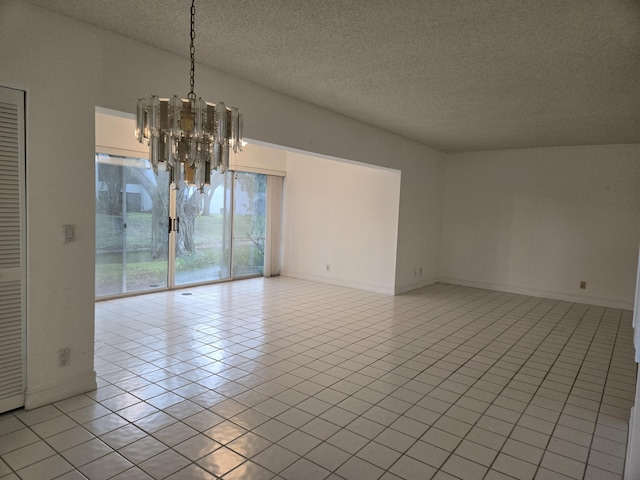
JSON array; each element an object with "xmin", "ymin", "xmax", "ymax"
[{"xmin": 188, "ymin": 0, "xmax": 196, "ymax": 100}]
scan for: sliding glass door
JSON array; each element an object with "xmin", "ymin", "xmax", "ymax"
[
  {"xmin": 174, "ymin": 170, "xmax": 232, "ymax": 285},
  {"xmin": 95, "ymin": 154, "xmax": 170, "ymax": 296},
  {"xmin": 96, "ymin": 155, "xmax": 269, "ymax": 297},
  {"xmin": 232, "ymin": 172, "xmax": 266, "ymax": 277}
]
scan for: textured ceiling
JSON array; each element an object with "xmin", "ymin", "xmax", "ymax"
[{"xmin": 25, "ymin": 0, "xmax": 640, "ymax": 152}]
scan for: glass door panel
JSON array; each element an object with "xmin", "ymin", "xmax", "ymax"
[
  {"xmin": 174, "ymin": 170, "xmax": 232, "ymax": 285},
  {"xmin": 96, "ymin": 155, "xmax": 270, "ymax": 296},
  {"xmin": 232, "ymin": 172, "xmax": 267, "ymax": 277},
  {"xmin": 95, "ymin": 154, "xmax": 169, "ymax": 296}
]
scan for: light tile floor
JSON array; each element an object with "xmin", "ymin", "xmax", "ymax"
[{"xmin": 0, "ymin": 278, "xmax": 636, "ymax": 479}]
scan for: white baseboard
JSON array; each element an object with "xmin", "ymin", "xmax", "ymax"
[
  {"xmin": 25, "ymin": 370, "xmax": 97, "ymax": 410},
  {"xmin": 436, "ymin": 277, "xmax": 634, "ymax": 310},
  {"xmin": 277, "ymin": 273, "xmax": 633, "ymax": 310},
  {"xmin": 394, "ymin": 277, "xmax": 439, "ymax": 295},
  {"xmin": 280, "ymin": 271, "xmax": 395, "ymax": 295},
  {"xmin": 626, "ymin": 406, "xmax": 635, "ymax": 480}
]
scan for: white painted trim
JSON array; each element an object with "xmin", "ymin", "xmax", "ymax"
[
  {"xmin": 436, "ymin": 277, "xmax": 633, "ymax": 310},
  {"xmin": 95, "ymin": 146, "xmax": 148, "ymax": 160},
  {"xmin": 231, "ymin": 165, "xmax": 286, "ymax": 177},
  {"xmin": 633, "ymin": 245, "xmax": 640, "ymax": 362},
  {"xmin": 395, "ymin": 278, "xmax": 439, "ymax": 295},
  {"xmin": 625, "ymin": 245, "xmax": 640, "ymax": 479},
  {"xmin": 625, "ymin": 371, "xmax": 640, "ymax": 479},
  {"xmin": 95, "ymin": 106, "xmax": 135, "ymax": 120},
  {"xmin": 24, "ymin": 371, "xmax": 96, "ymax": 410},
  {"xmin": 280, "ymin": 272, "xmax": 395, "ymax": 296}
]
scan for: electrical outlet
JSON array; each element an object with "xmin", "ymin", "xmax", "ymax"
[
  {"xmin": 59, "ymin": 347, "xmax": 71, "ymax": 367},
  {"xmin": 326, "ymin": 264, "xmax": 330, "ymax": 271},
  {"xmin": 419, "ymin": 267, "xmax": 423, "ymax": 276},
  {"xmin": 413, "ymin": 268, "xmax": 417, "ymax": 277},
  {"xmin": 580, "ymin": 281, "xmax": 586, "ymax": 290}
]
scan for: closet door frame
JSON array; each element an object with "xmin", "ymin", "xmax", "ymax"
[{"xmin": 0, "ymin": 86, "xmax": 26, "ymax": 413}]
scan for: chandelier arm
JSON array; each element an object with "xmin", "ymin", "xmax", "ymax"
[{"xmin": 189, "ymin": 0, "xmax": 196, "ymax": 101}]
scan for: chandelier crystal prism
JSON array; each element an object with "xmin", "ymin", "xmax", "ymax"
[{"xmin": 135, "ymin": 0, "xmax": 243, "ymax": 188}]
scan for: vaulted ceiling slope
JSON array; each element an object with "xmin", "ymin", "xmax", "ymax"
[{"xmin": 25, "ymin": 0, "xmax": 640, "ymax": 152}]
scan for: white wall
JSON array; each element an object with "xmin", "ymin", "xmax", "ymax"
[
  {"xmin": 439, "ymin": 145, "xmax": 640, "ymax": 309},
  {"xmin": 95, "ymin": 26, "xmax": 446, "ymax": 294},
  {"xmin": 10, "ymin": 0, "xmax": 635, "ymax": 412},
  {"xmin": 0, "ymin": 0, "xmax": 444, "ymax": 406},
  {"xmin": 282, "ymin": 151, "xmax": 401, "ymax": 294},
  {"xmin": 1, "ymin": 0, "xmax": 101, "ymax": 406}
]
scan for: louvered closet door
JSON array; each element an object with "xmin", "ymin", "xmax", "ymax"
[{"xmin": 0, "ymin": 87, "xmax": 25, "ymax": 413}]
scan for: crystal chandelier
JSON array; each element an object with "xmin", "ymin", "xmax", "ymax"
[{"xmin": 135, "ymin": 0, "xmax": 243, "ymax": 188}]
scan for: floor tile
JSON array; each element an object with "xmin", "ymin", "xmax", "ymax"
[
  {"xmin": 2, "ymin": 440, "xmax": 56, "ymax": 471},
  {"xmin": 441, "ymin": 454, "xmax": 488, "ymax": 480},
  {"xmin": 492, "ymin": 453, "xmax": 538, "ymax": 480},
  {"xmin": 99, "ymin": 424, "xmax": 147, "ymax": 450},
  {"xmin": 1, "ymin": 280, "xmax": 634, "ymax": 480},
  {"xmin": 119, "ymin": 436, "xmax": 168, "ymax": 464},
  {"xmin": 222, "ymin": 461, "xmax": 273, "ymax": 480},
  {"xmin": 588, "ymin": 449, "xmax": 625, "ymax": 476},
  {"xmin": 152, "ymin": 422, "xmax": 198, "ymax": 447},
  {"xmin": 253, "ymin": 418, "xmax": 295, "ymax": 442},
  {"xmin": 406, "ymin": 440, "xmax": 450, "ymax": 469},
  {"xmin": 305, "ymin": 442, "xmax": 351, "ymax": 471},
  {"xmin": 336, "ymin": 456, "xmax": 385, "ymax": 480},
  {"xmin": 182, "ymin": 411, "xmax": 224, "ymax": 431},
  {"xmin": 326, "ymin": 428, "xmax": 369, "ymax": 454},
  {"xmin": 374, "ymin": 427, "xmax": 415, "ymax": 453},
  {"xmin": 357, "ymin": 441, "xmax": 402, "ymax": 469},
  {"xmin": 134, "ymin": 411, "xmax": 177, "ymax": 434},
  {"xmin": 78, "ymin": 452, "xmax": 133, "ymax": 480},
  {"xmin": 501, "ymin": 438, "xmax": 544, "ymax": 465},
  {"xmin": 14, "ymin": 405, "xmax": 61, "ymax": 426},
  {"xmin": 61, "ymin": 438, "xmax": 113, "ymax": 468},
  {"xmin": 0, "ymin": 428, "xmax": 40, "ymax": 455},
  {"xmin": 47, "ymin": 426, "xmax": 96, "ymax": 452},
  {"xmin": 30, "ymin": 414, "xmax": 77, "ymax": 438},
  {"xmin": 14, "ymin": 454, "xmax": 73, "ymax": 480},
  {"xmin": 280, "ymin": 458, "xmax": 331, "ymax": 480},
  {"xmin": 204, "ymin": 420, "xmax": 248, "ymax": 445},
  {"xmin": 540, "ymin": 451, "xmax": 586, "ymax": 479},
  {"xmin": 454, "ymin": 439, "xmax": 499, "ymax": 467},
  {"xmin": 252, "ymin": 444, "xmax": 300, "ymax": 474},
  {"xmin": 73, "ymin": 407, "xmax": 118, "ymax": 431},
  {"xmin": 139, "ymin": 449, "xmax": 191, "ymax": 479},
  {"xmin": 278, "ymin": 430, "xmax": 323, "ymax": 455},
  {"xmin": 389, "ymin": 455, "xmax": 437, "ymax": 480}
]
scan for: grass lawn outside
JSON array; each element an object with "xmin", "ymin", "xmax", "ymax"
[{"xmin": 96, "ymin": 212, "xmax": 264, "ymax": 296}]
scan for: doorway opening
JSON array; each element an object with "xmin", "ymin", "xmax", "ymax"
[{"xmin": 95, "ymin": 109, "xmax": 274, "ymax": 299}]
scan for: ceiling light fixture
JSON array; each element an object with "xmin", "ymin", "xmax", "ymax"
[{"xmin": 135, "ymin": 0, "xmax": 243, "ymax": 189}]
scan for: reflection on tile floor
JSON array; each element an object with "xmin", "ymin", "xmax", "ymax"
[{"xmin": 0, "ymin": 278, "xmax": 636, "ymax": 479}]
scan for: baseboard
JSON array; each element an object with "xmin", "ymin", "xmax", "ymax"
[
  {"xmin": 280, "ymin": 271, "xmax": 395, "ymax": 295},
  {"xmin": 25, "ymin": 370, "xmax": 97, "ymax": 410},
  {"xmin": 394, "ymin": 277, "xmax": 439, "ymax": 295},
  {"xmin": 436, "ymin": 277, "xmax": 634, "ymax": 310},
  {"xmin": 626, "ymin": 406, "xmax": 635, "ymax": 480}
]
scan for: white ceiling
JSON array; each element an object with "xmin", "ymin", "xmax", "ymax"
[{"xmin": 25, "ymin": 0, "xmax": 640, "ymax": 152}]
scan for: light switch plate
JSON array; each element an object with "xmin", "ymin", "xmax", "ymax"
[{"xmin": 63, "ymin": 224, "xmax": 75, "ymax": 242}]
